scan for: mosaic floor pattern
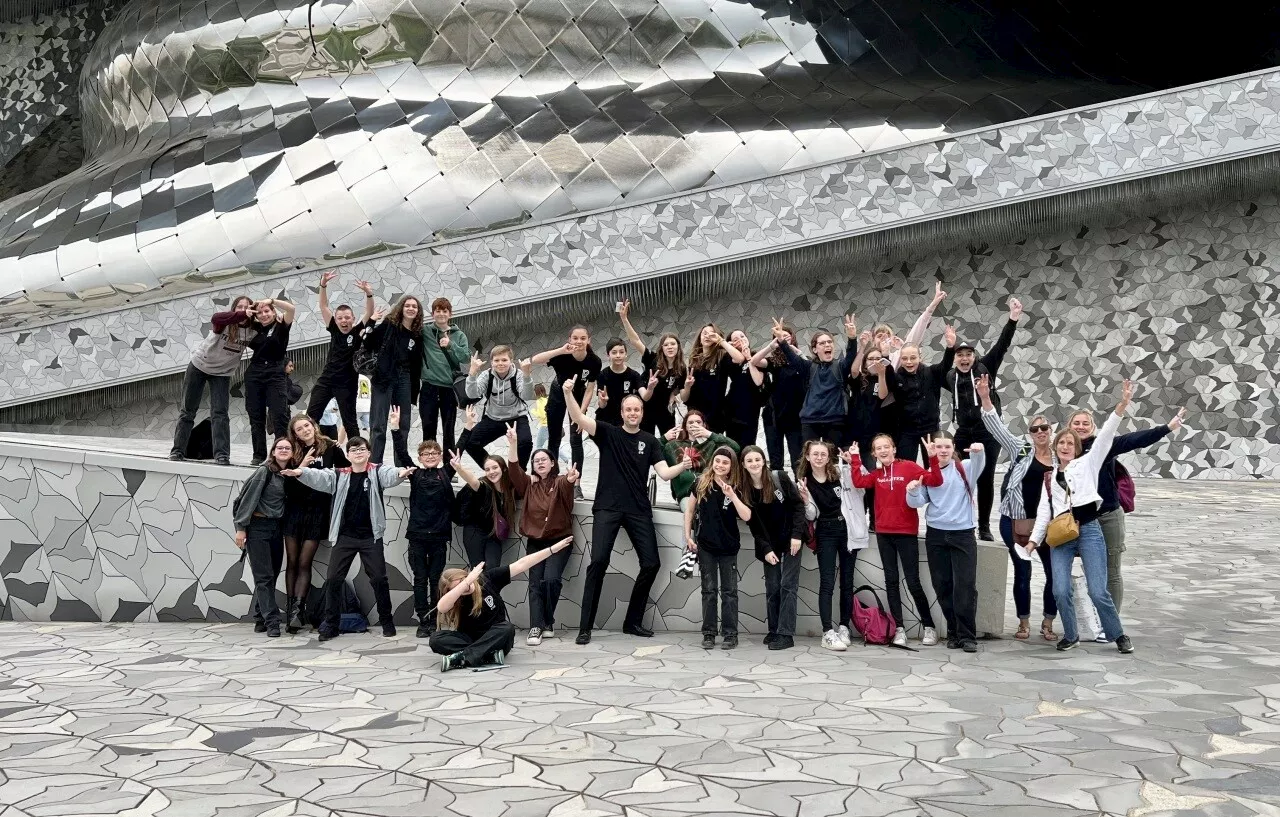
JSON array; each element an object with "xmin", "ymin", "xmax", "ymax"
[{"xmin": 0, "ymin": 479, "xmax": 1278, "ymax": 817}]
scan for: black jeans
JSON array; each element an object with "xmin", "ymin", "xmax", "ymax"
[
  {"xmin": 698, "ymin": 550, "xmax": 739, "ymax": 637},
  {"xmin": 578, "ymin": 508, "xmax": 660, "ymax": 633},
  {"xmin": 763, "ymin": 548, "xmax": 802, "ymax": 637},
  {"xmin": 893, "ymin": 432, "xmax": 934, "ymax": 467},
  {"xmin": 419, "ymin": 383, "xmax": 460, "ymax": 457},
  {"xmin": 172, "ymin": 363, "xmax": 232, "ymax": 460},
  {"xmin": 764, "ymin": 419, "xmax": 803, "ymax": 472},
  {"xmin": 815, "ymin": 518, "xmax": 856, "ymax": 631},
  {"xmin": 322, "ymin": 536, "xmax": 393, "ymax": 631},
  {"xmin": 407, "ymin": 535, "xmax": 449, "ymax": 625},
  {"xmin": 802, "ymin": 421, "xmax": 844, "ymax": 446},
  {"xmin": 244, "ymin": 361, "xmax": 289, "ymax": 463},
  {"xmin": 307, "ymin": 370, "xmax": 360, "ymax": 440},
  {"xmin": 526, "ymin": 535, "xmax": 573, "ymax": 630},
  {"xmin": 544, "ymin": 388, "xmax": 584, "ymax": 472},
  {"xmin": 999, "ymin": 515, "xmax": 1057, "ymax": 619},
  {"xmin": 465, "ymin": 414, "xmax": 532, "ymax": 470},
  {"xmin": 878, "ymin": 532, "xmax": 935, "ymax": 629},
  {"xmin": 724, "ymin": 417, "xmax": 759, "ymax": 450},
  {"xmin": 463, "ymin": 525, "xmax": 504, "ymax": 568},
  {"xmin": 246, "ymin": 517, "xmax": 284, "ymax": 628},
  {"xmin": 370, "ymin": 369, "xmax": 414, "ymax": 467},
  {"xmin": 430, "ymin": 622, "xmax": 516, "ymax": 666},
  {"xmin": 925, "ymin": 527, "xmax": 978, "ymax": 642},
  {"xmin": 955, "ymin": 429, "xmax": 1001, "ymax": 532}
]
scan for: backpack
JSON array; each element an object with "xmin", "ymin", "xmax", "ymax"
[
  {"xmin": 851, "ymin": 585, "xmax": 897, "ymax": 645},
  {"xmin": 318, "ymin": 580, "xmax": 368, "ymax": 632},
  {"xmin": 353, "ymin": 323, "xmax": 380, "ymax": 376},
  {"xmin": 1114, "ymin": 460, "xmax": 1136, "ymax": 513}
]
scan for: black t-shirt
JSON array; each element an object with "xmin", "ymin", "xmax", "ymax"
[
  {"xmin": 590, "ymin": 421, "xmax": 663, "ymax": 514},
  {"xmin": 456, "ymin": 566, "xmax": 512, "ymax": 639},
  {"xmin": 808, "ymin": 477, "xmax": 842, "ymax": 521},
  {"xmin": 249, "ymin": 320, "xmax": 292, "ymax": 365},
  {"xmin": 640, "ymin": 349, "xmax": 681, "ymax": 423},
  {"xmin": 548, "ymin": 350, "xmax": 601, "ymax": 401},
  {"xmin": 1022, "ymin": 457, "xmax": 1052, "ymax": 518},
  {"xmin": 387, "ymin": 324, "xmax": 419, "ymax": 370},
  {"xmin": 687, "ymin": 362, "xmax": 731, "ymax": 426},
  {"xmin": 694, "ymin": 485, "xmax": 742, "ymax": 555},
  {"xmin": 725, "ymin": 361, "xmax": 763, "ymax": 425},
  {"xmin": 324, "ymin": 317, "xmax": 365, "ymax": 375},
  {"xmin": 340, "ymin": 471, "xmax": 374, "ymax": 539},
  {"xmin": 596, "ymin": 366, "xmax": 645, "ymax": 426},
  {"xmin": 765, "ymin": 359, "xmax": 805, "ymax": 425}
]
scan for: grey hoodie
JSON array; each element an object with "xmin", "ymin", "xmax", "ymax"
[
  {"xmin": 294, "ymin": 465, "xmax": 405, "ymax": 543},
  {"xmin": 467, "ymin": 368, "xmax": 533, "ymax": 421}
]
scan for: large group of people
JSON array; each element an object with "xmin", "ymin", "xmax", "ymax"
[{"xmin": 214, "ymin": 276, "xmax": 1185, "ymax": 669}]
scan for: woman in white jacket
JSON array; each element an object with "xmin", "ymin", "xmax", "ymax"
[{"xmin": 1029, "ymin": 381, "xmax": 1133, "ymax": 654}]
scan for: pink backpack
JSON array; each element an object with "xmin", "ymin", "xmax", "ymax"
[{"xmin": 852, "ymin": 585, "xmax": 897, "ymax": 645}]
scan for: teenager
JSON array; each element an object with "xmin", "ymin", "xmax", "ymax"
[
  {"xmin": 947, "ymin": 297, "xmax": 1022, "ymax": 540},
  {"xmin": 432, "ymin": 538, "xmax": 574, "ymax": 670},
  {"xmin": 906, "ymin": 434, "xmax": 984, "ymax": 652},
  {"xmin": 419, "ymin": 297, "xmax": 471, "ymax": 462},
  {"xmin": 306, "ymin": 272, "xmax": 374, "ymax": 441},
  {"xmin": 595, "ymin": 338, "xmax": 646, "ymax": 428},
  {"xmin": 1028, "ymin": 380, "xmax": 1134, "ymax": 653},
  {"xmin": 405, "ymin": 438, "xmax": 454, "ymax": 638},
  {"xmin": 851, "ymin": 434, "xmax": 943, "ymax": 647},
  {"xmin": 684, "ymin": 446, "xmax": 752, "ymax": 650},
  {"xmin": 751, "ymin": 323, "xmax": 803, "ymax": 472},
  {"xmin": 508, "ymin": 447, "xmax": 580, "ymax": 645},
  {"xmin": 743, "ymin": 445, "xmax": 811, "ymax": 650},
  {"xmin": 171, "ymin": 296, "xmax": 255, "ymax": 465},
  {"xmin": 562, "ymin": 377, "xmax": 691, "ymax": 644},
  {"xmin": 232, "ymin": 436, "xmax": 294, "ymax": 636},
  {"xmin": 723, "ymin": 330, "xmax": 767, "ymax": 449},
  {"xmin": 679, "ymin": 323, "xmax": 746, "ymax": 432},
  {"xmin": 662, "ymin": 410, "xmax": 739, "ymax": 507},
  {"xmin": 618, "ymin": 299, "xmax": 685, "ymax": 436},
  {"xmin": 757, "ymin": 316, "xmax": 858, "ymax": 444},
  {"xmin": 1067, "ymin": 403, "xmax": 1185, "ymax": 611},
  {"xmin": 451, "ymin": 410, "xmax": 523, "ymax": 568},
  {"xmin": 798, "ymin": 439, "xmax": 869, "ymax": 651},
  {"xmin": 845, "ymin": 332, "xmax": 891, "ymax": 452},
  {"xmin": 283, "ymin": 415, "xmax": 349, "ymax": 633},
  {"xmin": 877, "ymin": 280, "xmax": 947, "ymax": 366},
  {"xmin": 282, "ymin": 414, "xmax": 416, "ymax": 641},
  {"xmin": 464, "ymin": 345, "xmax": 535, "ymax": 468},
  {"xmin": 977, "ymin": 374, "xmax": 1058, "ymax": 641},
  {"xmin": 244, "ymin": 297, "xmax": 297, "ymax": 463},
  {"xmin": 531, "ymin": 327, "xmax": 600, "ymax": 474},
  {"xmin": 888, "ymin": 325, "xmax": 956, "ymax": 464},
  {"xmin": 365, "ymin": 295, "xmax": 424, "ymax": 467}
]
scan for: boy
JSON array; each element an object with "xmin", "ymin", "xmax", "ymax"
[
  {"xmin": 406, "ymin": 440, "xmax": 455, "ymax": 638},
  {"xmin": 464, "ymin": 344, "xmax": 534, "ymax": 467},
  {"xmin": 595, "ymin": 337, "xmax": 646, "ymax": 427}
]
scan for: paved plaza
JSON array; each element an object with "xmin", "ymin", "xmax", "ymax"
[{"xmin": 1, "ymin": 479, "xmax": 1278, "ymax": 817}]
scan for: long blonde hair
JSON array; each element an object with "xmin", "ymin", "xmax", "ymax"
[
  {"xmin": 436, "ymin": 568, "xmax": 484, "ymax": 631},
  {"xmin": 694, "ymin": 446, "xmax": 743, "ymax": 502}
]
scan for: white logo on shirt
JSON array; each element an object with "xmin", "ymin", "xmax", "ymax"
[
  {"xmin": 347, "ymin": 335, "xmax": 353, "ymax": 345},
  {"xmin": 637, "ymin": 441, "xmax": 647, "ymax": 455},
  {"xmin": 408, "ymin": 339, "xmax": 416, "ymax": 350},
  {"xmin": 623, "ymin": 382, "xmax": 632, "ymax": 393},
  {"xmin": 484, "ymin": 595, "xmax": 495, "ymax": 610},
  {"xmin": 582, "ymin": 369, "xmax": 590, "ymax": 380},
  {"xmin": 774, "ymin": 489, "xmax": 784, "ymax": 501}
]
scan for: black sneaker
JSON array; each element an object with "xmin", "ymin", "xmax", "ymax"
[
  {"xmin": 946, "ymin": 637, "xmax": 962, "ymax": 649},
  {"xmin": 490, "ymin": 649, "xmax": 505, "ymax": 666},
  {"xmin": 1116, "ymin": 635, "xmax": 1134, "ymax": 654},
  {"xmin": 253, "ymin": 622, "xmax": 267, "ymax": 633},
  {"xmin": 168, "ymin": 452, "xmax": 184, "ymax": 461},
  {"xmin": 962, "ymin": 640, "xmax": 978, "ymax": 653},
  {"xmin": 416, "ymin": 623, "xmax": 432, "ymax": 639},
  {"xmin": 1056, "ymin": 637, "xmax": 1079, "ymax": 652},
  {"xmin": 215, "ymin": 456, "xmax": 232, "ymax": 466},
  {"xmin": 701, "ymin": 634, "xmax": 716, "ymax": 649},
  {"xmin": 768, "ymin": 635, "xmax": 794, "ymax": 650},
  {"xmin": 382, "ymin": 623, "xmax": 397, "ymax": 637},
  {"xmin": 441, "ymin": 652, "xmax": 464, "ymax": 672},
  {"xmin": 721, "ymin": 636, "xmax": 738, "ymax": 650},
  {"xmin": 318, "ymin": 626, "xmax": 338, "ymax": 642},
  {"xmin": 623, "ymin": 624, "xmax": 654, "ymax": 638},
  {"xmin": 978, "ymin": 527, "xmax": 994, "ymax": 542},
  {"xmin": 575, "ymin": 631, "xmax": 591, "ymax": 645},
  {"xmin": 763, "ymin": 633, "xmax": 775, "ymax": 645},
  {"xmin": 266, "ymin": 623, "xmax": 281, "ymax": 638}
]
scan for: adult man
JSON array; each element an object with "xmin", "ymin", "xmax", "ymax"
[
  {"xmin": 946, "ymin": 296, "xmax": 1022, "ymax": 540},
  {"xmin": 561, "ymin": 376, "xmax": 691, "ymax": 644},
  {"xmin": 306, "ymin": 272, "xmax": 375, "ymax": 441},
  {"xmin": 283, "ymin": 409, "xmax": 415, "ymax": 641},
  {"xmin": 420, "ymin": 297, "xmax": 471, "ymax": 463}
]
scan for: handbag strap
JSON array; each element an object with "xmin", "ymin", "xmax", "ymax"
[{"xmin": 1044, "ymin": 469, "xmax": 1073, "ymax": 516}]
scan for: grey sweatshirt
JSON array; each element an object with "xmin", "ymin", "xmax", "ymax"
[
  {"xmin": 906, "ymin": 451, "xmax": 984, "ymax": 531},
  {"xmin": 466, "ymin": 369, "xmax": 533, "ymax": 421},
  {"xmin": 294, "ymin": 465, "xmax": 405, "ymax": 543}
]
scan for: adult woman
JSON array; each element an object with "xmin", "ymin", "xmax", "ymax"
[
  {"xmin": 685, "ymin": 446, "xmax": 752, "ymax": 650},
  {"xmin": 679, "ymin": 323, "xmax": 746, "ymax": 432},
  {"xmin": 618, "ymin": 299, "xmax": 685, "ymax": 436},
  {"xmin": 507, "ymin": 441, "xmax": 580, "ymax": 646},
  {"xmin": 977, "ymin": 374, "xmax": 1058, "ymax": 641},
  {"xmin": 282, "ymin": 414, "xmax": 348, "ymax": 633},
  {"xmin": 432, "ymin": 538, "xmax": 574, "ymax": 671},
  {"xmin": 451, "ymin": 409, "xmax": 524, "ymax": 568},
  {"xmin": 743, "ymin": 445, "xmax": 811, "ymax": 650},
  {"xmin": 1028, "ymin": 381, "xmax": 1134, "ymax": 654},
  {"xmin": 231, "ymin": 436, "xmax": 294, "ymax": 637},
  {"xmin": 888, "ymin": 324, "xmax": 956, "ymax": 464},
  {"xmin": 798, "ymin": 439, "xmax": 868, "ymax": 651},
  {"xmin": 752, "ymin": 323, "xmax": 803, "ymax": 472},
  {"xmin": 244, "ymin": 297, "xmax": 297, "ymax": 464},
  {"xmin": 756, "ymin": 316, "xmax": 858, "ymax": 444},
  {"xmin": 662, "ymin": 410, "xmax": 740, "ymax": 507},
  {"xmin": 723, "ymin": 330, "xmax": 766, "ymax": 449},
  {"xmin": 170, "ymin": 295, "xmax": 255, "ymax": 465},
  {"xmin": 366, "ymin": 295, "xmax": 424, "ymax": 467},
  {"xmin": 531, "ymin": 326, "xmax": 600, "ymax": 474}
]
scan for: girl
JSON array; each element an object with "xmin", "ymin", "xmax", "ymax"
[
  {"xmin": 365, "ymin": 295, "xmax": 424, "ymax": 467},
  {"xmin": 282, "ymin": 414, "xmax": 349, "ymax": 633},
  {"xmin": 850, "ymin": 434, "xmax": 943, "ymax": 647},
  {"xmin": 618, "ymin": 299, "xmax": 686, "ymax": 436},
  {"xmin": 684, "ymin": 446, "xmax": 752, "ymax": 650},
  {"xmin": 679, "ymin": 323, "xmax": 746, "ymax": 432},
  {"xmin": 244, "ymin": 297, "xmax": 297, "ymax": 464},
  {"xmin": 846, "ymin": 334, "xmax": 892, "ymax": 529},
  {"xmin": 977, "ymin": 374, "xmax": 1058, "ymax": 641},
  {"xmin": 507, "ymin": 440, "xmax": 580, "ymax": 646},
  {"xmin": 1028, "ymin": 381, "xmax": 1135, "ymax": 654},
  {"xmin": 171, "ymin": 295, "xmax": 255, "ymax": 466},
  {"xmin": 887, "ymin": 324, "xmax": 956, "ymax": 464},
  {"xmin": 756, "ymin": 316, "xmax": 858, "ymax": 444},
  {"xmin": 231, "ymin": 436, "xmax": 294, "ymax": 637},
  {"xmin": 752, "ymin": 322, "xmax": 803, "ymax": 472},
  {"xmin": 432, "ymin": 537, "xmax": 574, "ymax": 671},
  {"xmin": 742, "ymin": 445, "xmax": 811, "ymax": 650},
  {"xmin": 662, "ymin": 409, "xmax": 740, "ymax": 507},
  {"xmin": 798, "ymin": 439, "xmax": 868, "ymax": 650},
  {"xmin": 531, "ymin": 326, "xmax": 600, "ymax": 474},
  {"xmin": 452, "ymin": 407, "xmax": 524, "ymax": 568},
  {"xmin": 723, "ymin": 330, "xmax": 766, "ymax": 449}
]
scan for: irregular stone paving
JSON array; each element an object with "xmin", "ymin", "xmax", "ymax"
[{"xmin": 0, "ymin": 479, "xmax": 1278, "ymax": 817}]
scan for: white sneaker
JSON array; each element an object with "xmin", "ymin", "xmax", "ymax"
[
  {"xmin": 837, "ymin": 624, "xmax": 853, "ymax": 647},
  {"xmin": 892, "ymin": 629, "xmax": 907, "ymax": 647},
  {"xmin": 542, "ymin": 627, "xmax": 555, "ymax": 639},
  {"xmin": 526, "ymin": 627, "xmax": 543, "ymax": 646},
  {"xmin": 821, "ymin": 630, "xmax": 848, "ymax": 651},
  {"xmin": 922, "ymin": 627, "xmax": 938, "ymax": 647}
]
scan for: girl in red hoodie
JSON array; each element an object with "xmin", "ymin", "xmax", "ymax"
[{"xmin": 851, "ymin": 434, "xmax": 944, "ymax": 647}]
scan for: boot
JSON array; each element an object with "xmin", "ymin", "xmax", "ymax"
[{"xmin": 287, "ymin": 597, "xmax": 305, "ymax": 634}]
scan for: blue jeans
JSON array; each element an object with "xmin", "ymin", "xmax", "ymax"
[{"xmin": 1049, "ymin": 520, "xmax": 1124, "ymax": 642}]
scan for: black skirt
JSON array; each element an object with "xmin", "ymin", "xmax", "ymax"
[{"xmin": 283, "ymin": 479, "xmax": 331, "ymax": 541}]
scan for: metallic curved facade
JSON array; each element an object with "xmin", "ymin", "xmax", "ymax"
[{"xmin": 0, "ymin": 0, "xmax": 1157, "ymax": 327}]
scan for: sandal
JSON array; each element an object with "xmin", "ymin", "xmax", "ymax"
[
  {"xmin": 1041, "ymin": 619, "xmax": 1056, "ymax": 641},
  {"xmin": 1015, "ymin": 620, "xmax": 1031, "ymax": 640}
]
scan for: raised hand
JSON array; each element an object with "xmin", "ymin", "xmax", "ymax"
[
  {"xmin": 664, "ymin": 425, "xmax": 680, "ymax": 441},
  {"xmin": 464, "ymin": 405, "xmax": 478, "ymax": 430},
  {"xmin": 843, "ymin": 313, "xmax": 857, "ymax": 339},
  {"xmin": 858, "ymin": 329, "xmax": 873, "ymax": 346},
  {"xmin": 848, "ymin": 441, "xmax": 859, "ymax": 457},
  {"xmin": 565, "ymin": 465, "xmax": 580, "ymax": 484},
  {"xmin": 944, "ymin": 324, "xmax": 957, "ymax": 348},
  {"xmin": 388, "ymin": 406, "xmax": 401, "ymax": 431},
  {"xmin": 932, "ymin": 279, "xmax": 947, "ymax": 305},
  {"xmin": 838, "ymin": 446, "xmax": 853, "ymax": 463},
  {"xmin": 1008, "ymin": 296, "xmax": 1023, "ymax": 321},
  {"xmin": 975, "ymin": 373, "xmax": 990, "ymax": 402},
  {"xmin": 906, "ymin": 478, "xmax": 923, "ymax": 493},
  {"xmin": 370, "ymin": 307, "xmax": 385, "ymax": 323},
  {"xmin": 1168, "ymin": 406, "xmax": 1187, "ymax": 431},
  {"xmin": 922, "ymin": 433, "xmax": 937, "ymax": 459},
  {"xmin": 619, "ymin": 298, "xmax": 631, "ymax": 319},
  {"xmin": 562, "ymin": 375, "xmax": 577, "ymax": 397},
  {"xmin": 320, "ymin": 271, "xmax": 338, "ymax": 287},
  {"xmin": 679, "ymin": 452, "xmax": 693, "ymax": 471},
  {"xmin": 1117, "ymin": 379, "xmax": 1134, "ymax": 414},
  {"xmin": 684, "ymin": 370, "xmax": 695, "ymax": 388},
  {"xmin": 707, "ymin": 331, "xmax": 723, "ymax": 347},
  {"xmin": 397, "ymin": 466, "xmax": 417, "ymax": 479},
  {"xmin": 646, "ymin": 371, "xmax": 658, "ymax": 391},
  {"xmin": 966, "ymin": 442, "xmax": 984, "ymax": 454},
  {"xmin": 449, "ymin": 449, "xmax": 463, "ymax": 469},
  {"xmin": 798, "ymin": 477, "xmax": 811, "ymax": 503},
  {"xmin": 469, "ymin": 351, "xmax": 483, "ymax": 376},
  {"xmin": 505, "ymin": 422, "xmax": 517, "ymax": 447},
  {"xmin": 598, "ymin": 386, "xmax": 609, "ymax": 407},
  {"xmin": 717, "ymin": 477, "xmax": 737, "ymax": 501},
  {"xmin": 889, "ymin": 336, "xmax": 904, "ymax": 351},
  {"xmin": 280, "ymin": 467, "xmax": 303, "ymax": 477},
  {"xmin": 771, "ymin": 317, "xmax": 788, "ymax": 341},
  {"xmin": 561, "ymin": 340, "xmax": 575, "ymax": 354},
  {"xmin": 299, "ymin": 449, "xmax": 317, "ymax": 469},
  {"xmin": 519, "ymin": 358, "xmax": 533, "ymax": 376}
]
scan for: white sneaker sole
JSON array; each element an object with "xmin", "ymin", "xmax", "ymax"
[{"xmin": 822, "ymin": 641, "xmax": 847, "ymax": 651}]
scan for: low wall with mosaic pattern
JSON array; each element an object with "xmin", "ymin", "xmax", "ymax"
[{"xmin": 0, "ymin": 441, "xmax": 1008, "ymax": 636}]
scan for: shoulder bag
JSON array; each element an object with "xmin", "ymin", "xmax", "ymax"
[{"xmin": 1043, "ymin": 471, "xmax": 1079, "ymax": 547}]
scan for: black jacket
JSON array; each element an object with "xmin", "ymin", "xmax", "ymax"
[
  {"xmin": 1081, "ymin": 425, "xmax": 1172, "ymax": 513},
  {"xmin": 889, "ymin": 346, "xmax": 955, "ymax": 434},
  {"xmin": 407, "ymin": 467, "xmax": 454, "ymax": 538},
  {"xmin": 366, "ymin": 319, "xmax": 423, "ymax": 402},
  {"xmin": 747, "ymin": 471, "xmax": 808, "ymax": 561},
  {"xmin": 946, "ymin": 319, "xmax": 1017, "ymax": 433}
]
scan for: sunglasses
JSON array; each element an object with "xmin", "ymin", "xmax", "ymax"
[{"xmin": 1028, "ymin": 424, "xmax": 1051, "ymax": 434}]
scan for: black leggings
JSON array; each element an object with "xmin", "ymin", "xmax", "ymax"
[
  {"xmin": 877, "ymin": 532, "xmax": 935, "ymax": 629},
  {"xmin": 544, "ymin": 388, "xmax": 584, "ymax": 471}
]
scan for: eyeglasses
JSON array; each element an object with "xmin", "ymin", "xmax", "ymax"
[{"xmin": 1028, "ymin": 424, "xmax": 1051, "ymax": 433}]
